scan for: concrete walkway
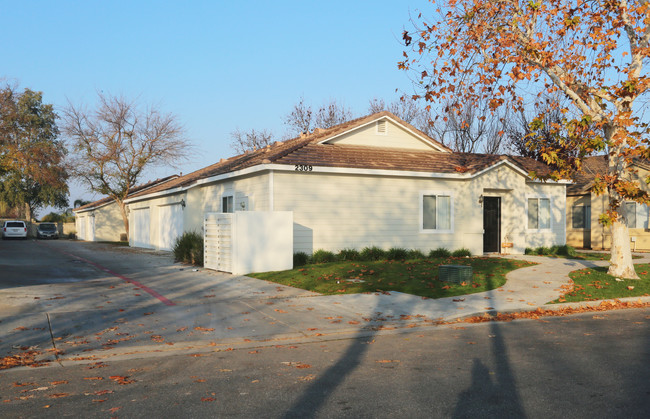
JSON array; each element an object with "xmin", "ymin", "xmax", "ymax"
[{"xmin": 275, "ymin": 252, "xmax": 650, "ymax": 326}]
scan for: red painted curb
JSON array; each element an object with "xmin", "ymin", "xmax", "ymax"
[{"xmin": 38, "ymin": 242, "xmax": 176, "ymax": 306}]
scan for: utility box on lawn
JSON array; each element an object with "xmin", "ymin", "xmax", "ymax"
[{"xmin": 439, "ymin": 265, "xmax": 473, "ymax": 283}]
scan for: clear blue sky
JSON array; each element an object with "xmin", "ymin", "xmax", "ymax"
[{"xmin": 1, "ymin": 0, "xmax": 427, "ymax": 212}]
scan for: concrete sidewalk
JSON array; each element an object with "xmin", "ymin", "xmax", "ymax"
[
  {"xmin": 270, "ymin": 252, "xmax": 650, "ymax": 326},
  {"xmin": 2, "ymin": 242, "xmax": 649, "ymax": 366}
]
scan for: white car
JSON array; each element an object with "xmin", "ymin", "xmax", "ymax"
[{"xmin": 2, "ymin": 220, "xmax": 28, "ymax": 239}]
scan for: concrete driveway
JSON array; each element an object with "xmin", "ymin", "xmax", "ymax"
[
  {"xmin": 1, "ymin": 239, "xmax": 648, "ymax": 366},
  {"xmin": 0, "ymin": 240, "xmax": 398, "ymax": 364}
]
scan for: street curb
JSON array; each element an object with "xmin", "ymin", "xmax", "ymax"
[{"xmin": 440, "ymin": 295, "xmax": 650, "ymax": 323}]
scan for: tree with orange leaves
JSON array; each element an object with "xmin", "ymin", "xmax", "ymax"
[
  {"xmin": 400, "ymin": 0, "xmax": 650, "ymax": 279},
  {"xmin": 0, "ymin": 84, "xmax": 68, "ymax": 219}
]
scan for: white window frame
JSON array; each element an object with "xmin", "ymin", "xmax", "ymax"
[
  {"xmin": 624, "ymin": 202, "xmax": 649, "ymax": 229},
  {"xmin": 526, "ymin": 195, "xmax": 552, "ymax": 231},
  {"xmin": 419, "ymin": 190, "xmax": 454, "ymax": 234},
  {"xmin": 221, "ymin": 194, "xmax": 234, "ymax": 213}
]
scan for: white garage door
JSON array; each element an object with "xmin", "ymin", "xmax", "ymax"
[
  {"xmin": 77, "ymin": 216, "xmax": 86, "ymax": 241},
  {"xmin": 132, "ymin": 208, "xmax": 151, "ymax": 248},
  {"xmin": 158, "ymin": 204, "xmax": 184, "ymax": 251},
  {"xmin": 86, "ymin": 215, "xmax": 95, "ymax": 241}
]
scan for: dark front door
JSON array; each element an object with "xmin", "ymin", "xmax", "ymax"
[{"xmin": 483, "ymin": 197, "xmax": 501, "ymax": 253}]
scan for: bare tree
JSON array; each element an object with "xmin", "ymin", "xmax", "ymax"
[
  {"xmin": 284, "ymin": 98, "xmax": 354, "ymax": 137},
  {"xmin": 368, "ymin": 96, "xmax": 436, "ymax": 137},
  {"xmin": 315, "ymin": 99, "xmax": 353, "ymax": 129},
  {"xmin": 428, "ymin": 99, "xmax": 508, "ymax": 154},
  {"xmin": 230, "ymin": 128, "xmax": 273, "ymax": 154},
  {"xmin": 63, "ymin": 92, "xmax": 191, "ymax": 240},
  {"xmin": 283, "ymin": 96, "xmax": 313, "ymax": 136}
]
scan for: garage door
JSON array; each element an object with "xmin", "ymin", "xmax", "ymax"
[
  {"xmin": 77, "ymin": 216, "xmax": 86, "ymax": 241},
  {"xmin": 158, "ymin": 204, "xmax": 184, "ymax": 251},
  {"xmin": 86, "ymin": 215, "xmax": 95, "ymax": 241},
  {"xmin": 132, "ymin": 208, "xmax": 151, "ymax": 248}
]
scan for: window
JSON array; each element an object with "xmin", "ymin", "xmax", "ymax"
[
  {"xmin": 222, "ymin": 195, "xmax": 233, "ymax": 213},
  {"xmin": 624, "ymin": 202, "xmax": 649, "ymax": 229},
  {"xmin": 421, "ymin": 192, "xmax": 452, "ymax": 232},
  {"xmin": 625, "ymin": 202, "xmax": 636, "ymax": 228},
  {"xmin": 572, "ymin": 205, "xmax": 591, "ymax": 229},
  {"xmin": 528, "ymin": 197, "xmax": 551, "ymax": 230}
]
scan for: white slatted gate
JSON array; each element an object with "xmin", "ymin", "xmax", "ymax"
[{"xmin": 204, "ymin": 213, "xmax": 233, "ymax": 272}]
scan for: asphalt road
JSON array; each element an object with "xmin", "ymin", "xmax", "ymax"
[
  {"xmin": 1, "ymin": 309, "xmax": 649, "ymax": 418},
  {"xmin": 1, "ymin": 239, "xmax": 649, "ymax": 418}
]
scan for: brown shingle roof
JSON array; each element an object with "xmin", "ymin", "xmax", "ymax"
[
  {"xmin": 566, "ymin": 155, "xmax": 608, "ymax": 195},
  {"xmin": 126, "ymin": 111, "xmax": 556, "ymax": 201},
  {"xmin": 74, "ymin": 175, "xmax": 180, "ymax": 212}
]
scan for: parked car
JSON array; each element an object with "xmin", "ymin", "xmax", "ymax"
[
  {"xmin": 37, "ymin": 222, "xmax": 59, "ymax": 239},
  {"xmin": 2, "ymin": 220, "xmax": 27, "ymax": 239}
]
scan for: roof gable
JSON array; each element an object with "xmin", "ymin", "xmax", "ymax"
[{"xmin": 319, "ymin": 113, "xmax": 449, "ymax": 152}]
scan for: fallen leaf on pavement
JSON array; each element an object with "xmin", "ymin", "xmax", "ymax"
[
  {"xmin": 194, "ymin": 327, "xmax": 215, "ymax": 332},
  {"xmin": 50, "ymin": 380, "xmax": 67, "ymax": 386},
  {"xmin": 109, "ymin": 376, "xmax": 135, "ymax": 385}
]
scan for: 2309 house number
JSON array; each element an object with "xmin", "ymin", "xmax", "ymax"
[{"xmin": 294, "ymin": 165, "xmax": 313, "ymax": 172}]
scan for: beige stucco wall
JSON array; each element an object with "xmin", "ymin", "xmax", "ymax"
[
  {"xmin": 272, "ymin": 164, "xmax": 566, "ymax": 255},
  {"xmin": 92, "ymin": 203, "xmax": 126, "ymax": 242},
  {"xmin": 325, "ymin": 119, "xmax": 439, "ymax": 151},
  {"xmin": 126, "ymin": 172, "xmax": 270, "ymax": 250},
  {"xmin": 566, "ymin": 194, "xmax": 591, "ymax": 248},
  {"xmin": 75, "ymin": 202, "xmax": 126, "ymax": 242},
  {"xmin": 582, "ymin": 164, "xmax": 650, "ymax": 251},
  {"xmin": 123, "ymin": 163, "xmax": 566, "ymax": 256}
]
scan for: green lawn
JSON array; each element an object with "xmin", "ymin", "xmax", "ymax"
[
  {"xmin": 551, "ymin": 264, "xmax": 650, "ymax": 303},
  {"xmin": 250, "ymin": 257, "xmax": 535, "ymax": 299}
]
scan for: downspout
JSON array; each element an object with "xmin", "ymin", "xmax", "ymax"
[{"xmin": 269, "ymin": 170, "xmax": 274, "ymax": 211}]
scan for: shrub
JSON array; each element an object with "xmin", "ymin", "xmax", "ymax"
[
  {"xmin": 429, "ymin": 247, "xmax": 452, "ymax": 258},
  {"xmin": 338, "ymin": 248, "xmax": 360, "ymax": 261},
  {"xmin": 552, "ymin": 244, "xmax": 577, "ymax": 257},
  {"xmin": 360, "ymin": 246, "xmax": 386, "ymax": 261},
  {"xmin": 173, "ymin": 231, "xmax": 204, "ymax": 265},
  {"xmin": 293, "ymin": 251, "xmax": 310, "ymax": 266},
  {"xmin": 524, "ymin": 247, "xmax": 534, "ymax": 255},
  {"xmin": 407, "ymin": 249, "xmax": 426, "ymax": 260},
  {"xmin": 41, "ymin": 212, "xmax": 63, "ymax": 222},
  {"xmin": 451, "ymin": 248, "xmax": 472, "ymax": 257},
  {"xmin": 386, "ymin": 247, "xmax": 409, "ymax": 260},
  {"xmin": 534, "ymin": 246, "xmax": 551, "ymax": 255},
  {"xmin": 311, "ymin": 249, "xmax": 337, "ymax": 264}
]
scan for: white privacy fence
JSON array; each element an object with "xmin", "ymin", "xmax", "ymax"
[{"xmin": 204, "ymin": 211, "xmax": 293, "ymax": 275}]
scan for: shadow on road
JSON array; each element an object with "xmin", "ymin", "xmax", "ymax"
[
  {"xmin": 281, "ymin": 321, "xmax": 379, "ymax": 418},
  {"xmin": 452, "ymin": 321, "xmax": 525, "ymax": 418}
]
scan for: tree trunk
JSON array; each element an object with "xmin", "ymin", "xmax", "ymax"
[
  {"xmin": 607, "ymin": 220, "xmax": 639, "ymax": 279},
  {"xmin": 117, "ymin": 199, "xmax": 130, "ymax": 242}
]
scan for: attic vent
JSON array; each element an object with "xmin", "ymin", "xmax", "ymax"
[{"xmin": 376, "ymin": 120, "xmax": 387, "ymax": 135}]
